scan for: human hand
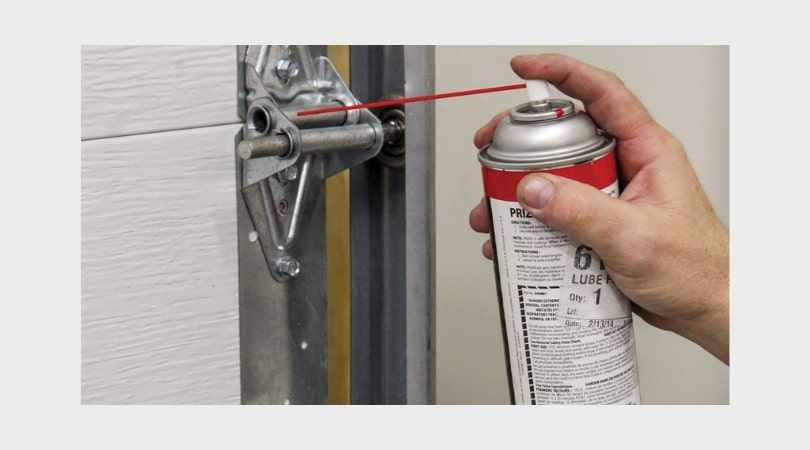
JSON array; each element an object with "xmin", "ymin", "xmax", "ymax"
[{"xmin": 468, "ymin": 53, "xmax": 729, "ymax": 364}]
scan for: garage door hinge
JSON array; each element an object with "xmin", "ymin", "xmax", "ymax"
[{"xmin": 235, "ymin": 45, "xmax": 404, "ymax": 281}]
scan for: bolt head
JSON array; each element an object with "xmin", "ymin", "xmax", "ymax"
[
  {"xmin": 276, "ymin": 256, "xmax": 301, "ymax": 277},
  {"xmin": 277, "ymin": 165, "xmax": 298, "ymax": 182},
  {"xmin": 275, "ymin": 59, "xmax": 300, "ymax": 81}
]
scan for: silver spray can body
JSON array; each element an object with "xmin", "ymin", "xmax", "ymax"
[{"xmin": 478, "ymin": 98, "xmax": 641, "ymax": 405}]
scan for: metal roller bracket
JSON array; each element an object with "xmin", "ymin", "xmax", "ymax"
[{"xmin": 236, "ymin": 45, "xmax": 387, "ymax": 281}]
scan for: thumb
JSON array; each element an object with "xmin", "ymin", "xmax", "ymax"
[{"xmin": 516, "ymin": 173, "xmax": 634, "ymax": 260}]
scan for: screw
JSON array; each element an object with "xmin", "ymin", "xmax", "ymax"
[
  {"xmin": 276, "ymin": 165, "xmax": 298, "ymax": 182},
  {"xmin": 275, "ymin": 255, "xmax": 301, "ymax": 278},
  {"xmin": 275, "ymin": 59, "xmax": 299, "ymax": 82}
]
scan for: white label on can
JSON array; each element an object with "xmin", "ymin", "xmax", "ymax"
[
  {"xmin": 558, "ymin": 241, "xmax": 633, "ymax": 328},
  {"xmin": 487, "ymin": 177, "xmax": 640, "ymax": 405}
]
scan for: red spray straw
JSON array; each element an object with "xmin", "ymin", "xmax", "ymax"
[{"xmin": 296, "ymin": 83, "xmax": 527, "ymax": 116}]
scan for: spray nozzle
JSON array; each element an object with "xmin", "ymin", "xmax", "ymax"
[{"xmin": 525, "ymin": 79, "xmax": 551, "ymax": 102}]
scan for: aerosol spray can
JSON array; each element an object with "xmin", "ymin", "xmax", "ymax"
[{"xmin": 478, "ymin": 80, "xmax": 641, "ymax": 405}]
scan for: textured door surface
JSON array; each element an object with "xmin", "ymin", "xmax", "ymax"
[{"xmin": 82, "ymin": 46, "xmax": 242, "ymax": 404}]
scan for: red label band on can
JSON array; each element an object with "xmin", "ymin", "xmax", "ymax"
[
  {"xmin": 481, "ymin": 150, "xmax": 618, "ymax": 201},
  {"xmin": 478, "ymin": 97, "xmax": 641, "ymax": 405}
]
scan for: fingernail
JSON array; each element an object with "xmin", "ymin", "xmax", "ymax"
[{"xmin": 521, "ymin": 176, "xmax": 554, "ymax": 209}]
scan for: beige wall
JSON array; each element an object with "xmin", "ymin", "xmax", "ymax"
[{"xmin": 434, "ymin": 45, "xmax": 729, "ymax": 404}]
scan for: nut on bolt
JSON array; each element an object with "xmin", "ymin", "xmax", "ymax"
[
  {"xmin": 276, "ymin": 165, "xmax": 298, "ymax": 182},
  {"xmin": 275, "ymin": 255, "xmax": 301, "ymax": 278},
  {"xmin": 275, "ymin": 59, "xmax": 300, "ymax": 82}
]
